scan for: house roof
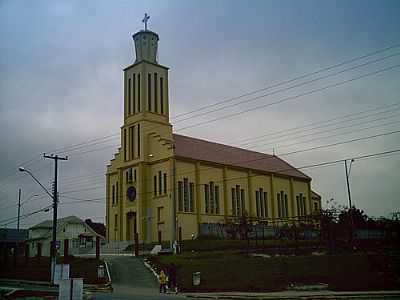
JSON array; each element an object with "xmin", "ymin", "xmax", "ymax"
[
  {"xmin": 173, "ymin": 134, "xmax": 310, "ymax": 180},
  {"xmin": 30, "ymin": 216, "xmax": 82, "ymax": 230},
  {"xmin": 28, "ymin": 216, "xmax": 104, "ymax": 241}
]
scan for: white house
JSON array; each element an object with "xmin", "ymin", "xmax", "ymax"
[{"xmin": 27, "ymin": 216, "xmax": 104, "ymax": 257}]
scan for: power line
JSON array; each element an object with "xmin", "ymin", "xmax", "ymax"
[
  {"xmin": 174, "ymin": 52, "xmax": 400, "ymax": 123},
  {"xmin": 238, "ymin": 102, "xmax": 400, "ymax": 145},
  {"xmin": 176, "ymin": 64, "xmax": 400, "ymax": 131},
  {"xmin": 0, "ymin": 204, "xmax": 52, "ymax": 227},
  {"xmin": 60, "ymin": 184, "xmax": 105, "ymax": 195},
  {"xmin": 253, "ymin": 114, "xmax": 400, "ymax": 152},
  {"xmin": 172, "ymin": 43, "xmax": 400, "ymax": 119}
]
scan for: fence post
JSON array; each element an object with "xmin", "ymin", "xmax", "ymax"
[
  {"xmin": 158, "ymin": 231, "xmax": 162, "ymax": 244},
  {"xmin": 96, "ymin": 237, "xmax": 100, "ymax": 260},
  {"xmin": 37, "ymin": 242, "xmax": 42, "ymax": 259},
  {"xmin": 25, "ymin": 243, "xmax": 30, "ymax": 265},
  {"xmin": 4, "ymin": 245, "xmax": 9, "ymax": 266},
  {"xmin": 134, "ymin": 233, "xmax": 139, "ymax": 257},
  {"xmin": 64, "ymin": 239, "xmax": 69, "ymax": 258},
  {"xmin": 13, "ymin": 243, "xmax": 17, "ymax": 268},
  {"xmin": 178, "ymin": 227, "xmax": 182, "ymax": 254}
]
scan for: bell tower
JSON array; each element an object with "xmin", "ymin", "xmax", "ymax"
[
  {"xmin": 122, "ymin": 17, "xmax": 170, "ymax": 123},
  {"xmin": 120, "ymin": 14, "xmax": 172, "ymax": 164}
]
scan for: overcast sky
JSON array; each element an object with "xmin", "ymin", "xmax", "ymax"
[{"xmin": 0, "ymin": 0, "xmax": 399, "ymax": 228}]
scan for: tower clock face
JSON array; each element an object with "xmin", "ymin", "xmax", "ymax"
[{"xmin": 127, "ymin": 186, "xmax": 137, "ymax": 202}]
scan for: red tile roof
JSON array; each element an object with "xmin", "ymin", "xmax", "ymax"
[{"xmin": 173, "ymin": 134, "xmax": 310, "ymax": 180}]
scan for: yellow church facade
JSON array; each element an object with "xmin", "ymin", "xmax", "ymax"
[{"xmin": 106, "ymin": 27, "xmax": 320, "ymax": 243}]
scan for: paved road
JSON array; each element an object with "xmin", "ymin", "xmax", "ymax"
[{"xmin": 92, "ymin": 255, "xmax": 185, "ymax": 300}]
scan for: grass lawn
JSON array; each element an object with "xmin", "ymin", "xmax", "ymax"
[
  {"xmin": 0, "ymin": 256, "xmax": 108, "ymax": 284},
  {"xmin": 148, "ymin": 251, "xmax": 400, "ymax": 292}
]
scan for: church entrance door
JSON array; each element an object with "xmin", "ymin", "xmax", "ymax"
[{"xmin": 126, "ymin": 212, "xmax": 137, "ymax": 241}]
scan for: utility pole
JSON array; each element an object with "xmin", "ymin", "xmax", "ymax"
[
  {"xmin": 17, "ymin": 188, "xmax": 21, "ymax": 230},
  {"xmin": 344, "ymin": 160, "xmax": 353, "ymax": 208},
  {"xmin": 44, "ymin": 153, "xmax": 68, "ymax": 285},
  {"xmin": 344, "ymin": 159, "xmax": 355, "ymax": 247}
]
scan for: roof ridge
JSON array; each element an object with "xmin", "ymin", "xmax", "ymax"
[{"xmin": 173, "ymin": 133, "xmax": 274, "ymax": 158}]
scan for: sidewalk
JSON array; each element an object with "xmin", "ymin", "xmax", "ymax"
[
  {"xmin": 183, "ymin": 290, "xmax": 400, "ymax": 299},
  {"xmin": 0, "ymin": 277, "xmax": 112, "ymax": 293}
]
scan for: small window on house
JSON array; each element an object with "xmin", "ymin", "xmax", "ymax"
[
  {"xmin": 189, "ymin": 182, "xmax": 195, "ymax": 212},
  {"xmin": 240, "ymin": 189, "xmax": 245, "ymax": 216},
  {"xmin": 210, "ymin": 182, "xmax": 214, "ymax": 213},
  {"xmin": 158, "ymin": 171, "xmax": 162, "ymax": 195},
  {"xmin": 154, "ymin": 73, "xmax": 158, "ymax": 113},
  {"xmin": 160, "ymin": 77, "xmax": 164, "ymax": 114},
  {"xmin": 205, "ymin": 184, "xmax": 210, "ymax": 213},
  {"xmin": 116, "ymin": 182, "xmax": 119, "ymax": 204},
  {"xmin": 178, "ymin": 181, "xmax": 183, "ymax": 211},
  {"xmin": 284, "ymin": 194, "xmax": 289, "ymax": 217},
  {"xmin": 154, "ymin": 175, "xmax": 157, "ymax": 196},
  {"xmin": 215, "ymin": 185, "xmax": 220, "ymax": 214},
  {"xmin": 129, "ymin": 168, "xmax": 133, "ymax": 182},
  {"xmin": 255, "ymin": 191, "xmax": 260, "ymax": 217},
  {"xmin": 263, "ymin": 192, "xmax": 268, "ymax": 218},
  {"xmin": 183, "ymin": 178, "xmax": 189, "ymax": 212},
  {"xmin": 148, "ymin": 73, "xmax": 152, "ymax": 111},
  {"xmin": 231, "ymin": 188, "xmax": 236, "ymax": 216},
  {"xmin": 112, "ymin": 185, "xmax": 115, "ymax": 206},
  {"xmin": 157, "ymin": 207, "xmax": 164, "ymax": 223},
  {"xmin": 163, "ymin": 173, "xmax": 167, "ymax": 194}
]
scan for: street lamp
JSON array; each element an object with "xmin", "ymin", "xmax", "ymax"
[
  {"xmin": 19, "ymin": 166, "xmax": 56, "ymax": 284},
  {"xmin": 18, "ymin": 167, "xmax": 53, "ymax": 199}
]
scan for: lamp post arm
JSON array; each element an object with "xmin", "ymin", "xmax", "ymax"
[{"xmin": 25, "ymin": 170, "xmax": 53, "ymax": 199}]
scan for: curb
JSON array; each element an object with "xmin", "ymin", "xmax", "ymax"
[
  {"xmin": 0, "ymin": 279, "xmax": 54, "ymax": 288},
  {"xmin": 0, "ymin": 278, "xmax": 113, "ymax": 293},
  {"xmin": 183, "ymin": 291, "xmax": 400, "ymax": 300},
  {"xmin": 143, "ymin": 258, "xmax": 160, "ymax": 281}
]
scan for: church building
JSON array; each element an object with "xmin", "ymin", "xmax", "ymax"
[{"xmin": 106, "ymin": 23, "xmax": 321, "ymax": 243}]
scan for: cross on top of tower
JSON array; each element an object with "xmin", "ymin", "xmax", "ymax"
[{"xmin": 142, "ymin": 13, "xmax": 150, "ymax": 31}]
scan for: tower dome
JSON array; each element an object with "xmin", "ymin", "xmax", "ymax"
[{"xmin": 132, "ymin": 30, "xmax": 159, "ymax": 64}]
